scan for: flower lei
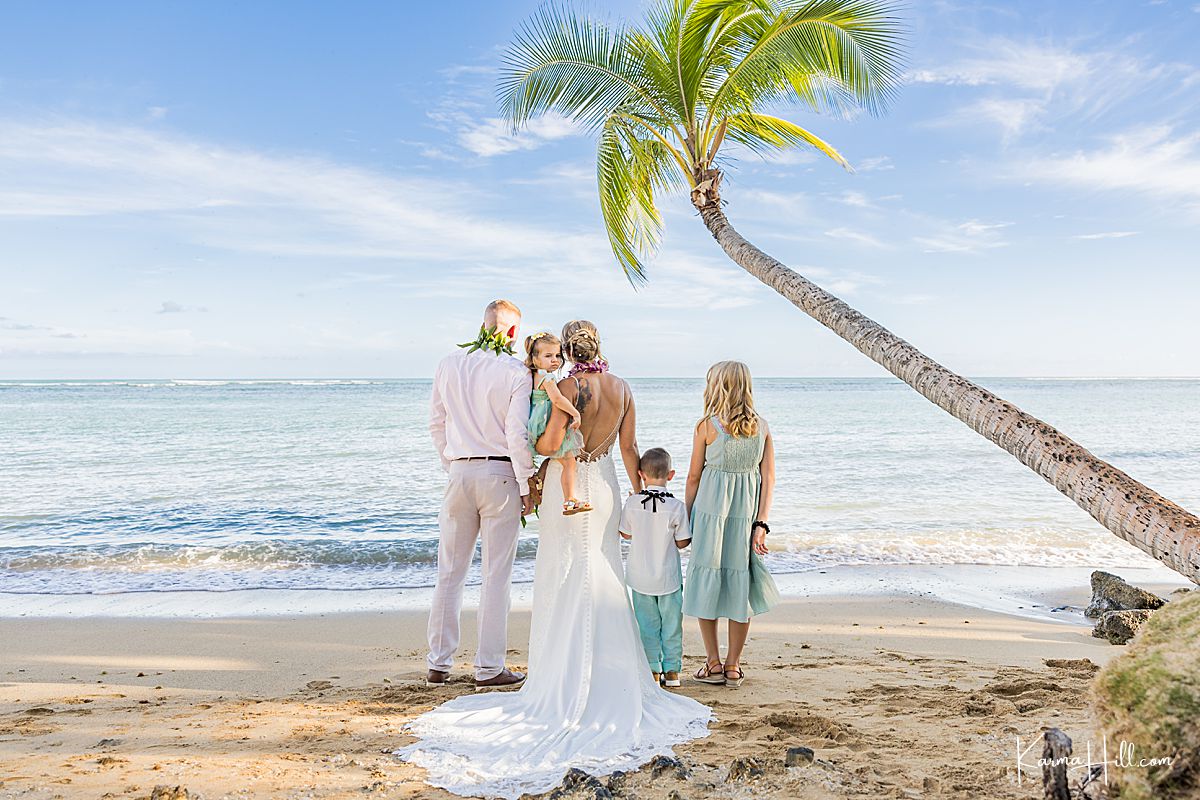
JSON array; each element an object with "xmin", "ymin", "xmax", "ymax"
[
  {"xmin": 459, "ymin": 324, "xmax": 516, "ymax": 356},
  {"xmin": 568, "ymin": 359, "xmax": 609, "ymax": 376}
]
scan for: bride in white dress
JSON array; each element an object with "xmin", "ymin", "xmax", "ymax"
[{"xmin": 397, "ymin": 322, "xmax": 712, "ymax": 799}]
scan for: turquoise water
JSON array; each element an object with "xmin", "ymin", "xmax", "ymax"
[{"xmin": 2, "ymin": 378, "xmax": 1197, "ymax": 603}]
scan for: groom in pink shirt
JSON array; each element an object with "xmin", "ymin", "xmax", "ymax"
[{"xmin": 426, "ymin": 299, "xmax": 535, "ymax": 690}]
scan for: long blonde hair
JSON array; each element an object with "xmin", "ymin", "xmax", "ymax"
[{"xmin": 701, "ymin": 361, "xmax": 759, "ymax": 438}]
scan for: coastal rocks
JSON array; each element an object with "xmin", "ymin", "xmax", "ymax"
[
  {"xmin": 785, "ymin": 746, "xmax": 815, "ymax": 767},
  {"xmin": 548, "ymin": 768, "xmax": 613, "ymax": 799},
  {"xmin": 648, "ymin": 755, "xmax": 689, "ymax": 780},
  {"xmin": 1085, "ymin": 571, "xmax": 1165, "ymax": 618},
  {"xmin": 150, "ymin": 787, "xmax": 192, "ymax": 800},
  {"xmin": 727, "ymin": 756, "xmax": 765, "ymax": 782},
  {"xmin": 605, "ymin": 771, "xmax": 627, "ymax": 793},
  {"xmin": 1092, "ymin": 609, "xmax": 1153, "ymax": 645},
  {"xmin": 1085, "ymin": 571, "xmax": 1166, "ymax": 645}
]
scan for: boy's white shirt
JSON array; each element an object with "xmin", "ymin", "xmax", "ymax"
[{"xmin": 620, "ymin": 483, "xmax": 690, "ymax": 596}]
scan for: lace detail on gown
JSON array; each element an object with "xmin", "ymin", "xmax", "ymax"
[{"xmin": 396, "ymin": 454, "xmax": 712, "ymax": 799}]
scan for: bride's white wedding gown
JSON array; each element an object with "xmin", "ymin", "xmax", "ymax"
[{"xmin": 397, "ymin": 454, "xmax": 712, "ymax": 799}]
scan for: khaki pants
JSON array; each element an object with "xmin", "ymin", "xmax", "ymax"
[{"xmin": 426, "ymin": 460, "xmax": 522, "ymax": 681}]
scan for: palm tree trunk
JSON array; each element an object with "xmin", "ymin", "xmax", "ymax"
[{"xmin": 692, "ymin": 171, "xmax": 1200, "ymax": 584}]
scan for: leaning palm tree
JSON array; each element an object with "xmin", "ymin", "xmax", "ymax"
[{"xmin": 499, "ymin": 0, "xmax": 1200, "ymax": 582}]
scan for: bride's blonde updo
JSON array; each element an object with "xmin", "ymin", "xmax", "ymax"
[
  {"xmin": 561, "ymin": 320, "xmax": 606, "ymax": 365},
  {"xmin": 701, "ymin": 360, "xmax": 759, "ymax": 438}
]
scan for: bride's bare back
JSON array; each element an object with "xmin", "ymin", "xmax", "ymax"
[{"xmin": 538, "ymin": 372, "xmax": 642, "ymax": 491}]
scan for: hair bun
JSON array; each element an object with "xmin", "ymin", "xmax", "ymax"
[{"xmin": 562, "ymin": 321, "xmax": 603, "ymax": 363}]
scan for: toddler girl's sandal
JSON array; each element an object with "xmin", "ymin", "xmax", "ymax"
[{"xmin": 562, "ymin": 500, "xmax": 593, "ymax": 516}]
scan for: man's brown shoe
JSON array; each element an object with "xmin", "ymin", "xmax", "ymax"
[
  {"xmin": 426, "ymin": 669, "xmax": 449, "ymax": 687},
  {"xmin": 474, "ymin": 668, "xmax": 526, "ymax": 692}
]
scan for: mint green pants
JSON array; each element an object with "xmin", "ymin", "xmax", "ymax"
[{"xmin": 630, "ymin": 587, "xmax": 684, "ymax": 673}]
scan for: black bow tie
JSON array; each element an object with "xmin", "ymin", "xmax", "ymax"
[{"xmin": 639, "ymin": 489, "xmax": 674, "ymax": 512}]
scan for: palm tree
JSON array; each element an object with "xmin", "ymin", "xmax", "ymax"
[{"xmin": 497, "ymin": 0, "xmax": 1200, "ymax": 583}]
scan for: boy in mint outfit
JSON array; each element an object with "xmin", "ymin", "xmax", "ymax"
[{"xmin": 620, "ymin": 448, "xmax": 691, "ymax": 687}]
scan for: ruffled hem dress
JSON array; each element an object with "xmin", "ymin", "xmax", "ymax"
[
  {"xmin": 682, "ymin": 416, "xmax": 781, "ymax": 623},
  {"xmin": 527, "ymin": 372, "xmax": 583, "ymax": 459}
]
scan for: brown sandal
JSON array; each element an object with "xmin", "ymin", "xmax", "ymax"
[
  {"xmin": 693, "ymin": 660, "xmax": 726, "ymax": 685},
  {"xmin": 724, "ymin": 666, "xmax": 745, "ymax": 688},
  {"xmin": 563, "ymin": 500, "xmax": 593, "ymax": 515}
]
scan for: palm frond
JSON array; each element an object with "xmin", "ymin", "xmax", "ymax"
[
  {"xmin": 708, "ymin": 0, "xmax": 906, "ymax": 120},
  {"xmin": 724, "ymin": 112, "xmax": 850, "ymax": 169},
  {"xmin": 499, "ymin": 5, "xmax": 645, "ymax": 133},
  {"xmin": 596, "ymin": 115, "xmax": 685, "ymax": 285}
]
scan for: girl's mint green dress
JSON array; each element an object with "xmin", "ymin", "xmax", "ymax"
[
  {"xmin": 527, "ymin": 371, "xmax": 583, "ymax": 459},
  {"xmin": 683, "ymin": 415, "xmax": 781, "ymax": 623}
]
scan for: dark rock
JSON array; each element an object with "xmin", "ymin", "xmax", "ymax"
[
  {"xmin": 549, "ymin": 768, "xmax": 612, "ymax": 799},
  {"xmin": 648, "ymin": 755, "xmax": 689, "ymax": 780},
  {"xmin": 94, "ymin": 738, "xmax": 122, "ymax": 747},
  {"xmin": 305, "ymin": 680, "xmax": 334, "ymax": 691},
  {"xmin": 727, "ymin": 756, "xmax": 765, "ymax": 781},
  {"xmin": 605, "ymin": 771, "xmax": 627, "ymax": 793},
  {"xmin": 923, "ymin": 776, "xmax": 941, "ymax": 792},
  {"xmin": 667, "ymin": 791, "xmax": 686, "ymax": 800},
  {"xmin": 785, "ymin": 746, "xmax": 815, "ymax": 767},
  {"xmin": 150, "ymin": 787, "xmax": 191, "ymax": 800},
  {"xmin": 1093, "ymin": 609, "xmax": 1153, "ymax": 644},
  {"xmin": 1085, "ymin": 571, "xmax": 1166, "ymax": 618}
]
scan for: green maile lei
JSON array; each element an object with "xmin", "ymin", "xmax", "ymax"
[{"xmin": 458, "ymin": 324, "xmax": 516, "ymax": 356}]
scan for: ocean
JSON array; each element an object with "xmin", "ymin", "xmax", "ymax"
[{"xmin": 2, "ymin": 378, "xmax": 1197, "ymax": 611}]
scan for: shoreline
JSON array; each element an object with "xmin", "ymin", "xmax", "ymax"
[{"xmin": 1, "ymin": 561, "xmax": 1189, "ymax": 623}]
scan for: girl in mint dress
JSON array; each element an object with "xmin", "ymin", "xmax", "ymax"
[
  {"xmin": 524, "ymin": 332, "xmax": 590, "ymax": 514},
  {"xmin": 683, "ymin": 361, "xmax": 780, "ymax": 687}
]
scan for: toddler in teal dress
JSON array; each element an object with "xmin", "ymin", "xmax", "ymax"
[
  {"xmin": 683, "ymin": 360, "xmax": 780, "ymax": 688},
  {"xmin": 524, "ymin": 332, "xmax": 590, "ymax": 515}
]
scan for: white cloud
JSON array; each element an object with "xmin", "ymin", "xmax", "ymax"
[
  {"xmin": 945, "ymin": 97, "xmax": 1046, "ymax": 140},
  {"xmin": 760, "ymin": 148, "xmax": 819, "ymax": 166},
  {"xmin": 908, "ymin": 41, "xmax": 1088, "ymax": 91},
  {"xmin": 456, "ymin": 113, "xmax": 578, "ymax": 157},
  {"xmin": 737, "ymin": 189, "xmax": 813, "ymax": 221},
  {"xmin": 855, "ymin": 155, "xmax": 893, "ymax": 172},
  {"xmin": 915, "ymin": 219, "xmax": 1011, "ymax": 254},
  {"xmin": 838, "ymin": 190, "xmax": 871, "ymax": 208},
  {"xmin": 157, "ymin": 300, "xmax": 208, "ymax": 314},
  {"xmin": 0, "ymin": 119, "xmax": 613, "ymax": 269},
  {"xmin": 888, "ymin": 293, "xmax": 935, "ymax": 305},
  {"xmin": 146, "ymin": 106, "xmax": 168, "ymax": 121},
  {"xmin": 1016, "ymin": 126, "xmax": 1200, "ymax": 217},
  {"xmin": 913, "ymin": 39, "xmax": 1199, "ymax": 141},
  {"xmin": 957, "ymin": 220, "xmax": 1011, "ymax": 236},
  {"xmin": 824, "ymin": 227, "xmax": 887, "ymax": 248},
  {"xmin": 1072, "ymin": 231, "xmax": 1139, "ymax": 240}
]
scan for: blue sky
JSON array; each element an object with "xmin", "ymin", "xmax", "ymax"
[{"xmin": 2, "ymin": 0, "xmax": 1199, "ymax": 379}]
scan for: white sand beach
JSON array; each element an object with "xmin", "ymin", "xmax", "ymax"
[{"xmin": 1, "ymin": 564, "xmax": 1190, "ymax": 799}]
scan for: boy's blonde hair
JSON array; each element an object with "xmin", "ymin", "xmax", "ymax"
[
  {"xmin": 700, "ymin": 361, "xmax": 759, "ymax": 438},
  {"xmin": 524, "ymin": 331, "xmax": 562, "ymax": 371}
]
